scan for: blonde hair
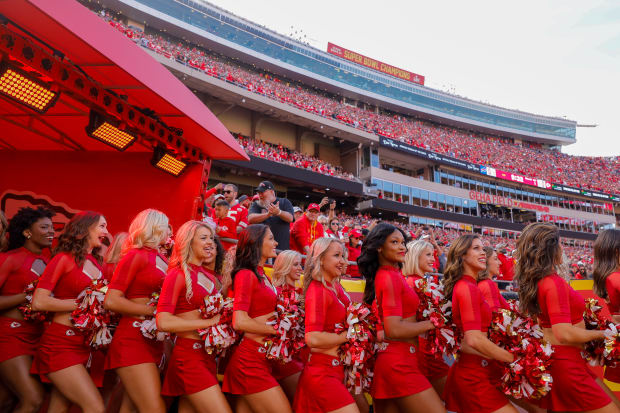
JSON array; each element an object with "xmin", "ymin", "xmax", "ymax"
[
  {"xmin": 122, "ymin": 209, "xmax": 169, "ymax": 256},
  {"xmin": 272, "ymin": 250, "xmax": 302, "ymax": 287},
  {"xmin": 303, "ymin": 237, "xmax": 344, "ymax": 294},
  {"xmin": 169, "ymin": 220, "xmax": 215, "ymax": 302},
  {"xmin": 104, "ymin": 232, "xmax": 128, "ymax": 265},
  {"xmin": 403, "ymin": 240, "xmax": 433, "ymax": 276}
]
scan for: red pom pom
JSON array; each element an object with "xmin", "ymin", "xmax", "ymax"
[
  {"xmin": 138, "ymin": 291, "xmax": 168, "ymax": 341},
  {"xmin": 581, "ymin": 298, "xmax": 619, "ymax": 368},
  {"xmin": 489, "ymin": 308, "xmax": 553, "ymax": 400},
  {"xmin": 335, "ymin": 302, "xmax": 378, "ymax": 394},
  {"xmin": 412, "ymin": 277, "xmax": 460, "ymax": 358},
  {"xmin": 264, "ymin": 285, "xmax": 305, "ymax": 363},
  {"xmin": 198, "ymin": 293, "xmax": 237, "ymax": 355},
  {"xmin": 71, "ymin": 279, "xmax": 113, "ymax": 349},
  {"xmin": 18, "ymin": 280, "xmax": 49, "ymax": 322}
]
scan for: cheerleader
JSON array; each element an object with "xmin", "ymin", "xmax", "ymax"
[
  {"xmin": 102, "ymin": 232, "xmax": 128, "ymax": 281},
  {"xmin": 156, "ymin": 221, "xmax": 231, "ymax": 413},
  {"xmin": 103, "ymin": 209, "xmax": 170, "ymax": 413},
  {"xmin": 402, "ymin": 239, "xmax": 449, "ymax": 398},
  {"xmin": 359, "ymin": 224, "xmax": 444, "ymax": 413},
  {"xmin": 478, "ymin": 246, "xmax": 509, "ymax": 312},
  {"xmin": 442, "ymin": 234, "xmax": 517, "ymax": 413},
  {"xmin": 516, "ymin": 223, "xmax": 618, "ymax": 413},
  {"xmin": 270, "ymin": 250, "xmax": 304, "ymax": 403},
  {"xmin": 0, "ymin": 207, "xmax": 54, "ymax": 413},
  {"xmin": 222, "ymin": 224, "xmax": 291, "ymax": 412},
  {"xmin": 293, "ymin": 237, "xmax": 358, "ymax": 413},
  {"xmin": 593, "ymin": 229, "xmax": 620, "ymax": 400},
  {"xmin": 31, "ymin": 211, "xmax": 109, "ymax": 413}
]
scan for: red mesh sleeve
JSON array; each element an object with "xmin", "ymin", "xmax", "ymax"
[
  {"xmin": 377, "ymin": 270, "xmax": 403, "ymax": 318},
  {"xmin": 305, "ymin": 282, "xmax": 328, "ymax": 332},
  {"xmin": 478, "ymin": 280, "xmax": 502, "ymax": 312},
  {"xmin": 232, "ymin": 269, "xmax": 256, "ymax": 312},
  {"xmin": 36, "ymin": 253, "xmax": 74, "ymax": 292},
  {"xmin": 540, "ymin": 276, "xmax": 571, "ymax": 325},
  {"xmin": 0, "ymin": 253, "xmax": 15, "ymax": 290},
  {"xmin": 607, "ymin": 273, "xmax": 620, "ymax": 315},
  {"xmin": 157, "ymin": 268, "xmax": 185, "ymax": 314},
  {"xmin": 108, "ymin": 249, "xmax": 146, "ymax": 293},
  {"xmin": 455, "ymin": 281, "xmax": 482, "ymax": 331}
]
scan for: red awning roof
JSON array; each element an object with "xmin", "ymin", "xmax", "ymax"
[{"xmin": 0, "ymin": 0, "xmax": 248, "ymax": 161}]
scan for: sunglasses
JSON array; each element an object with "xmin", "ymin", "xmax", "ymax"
[{"xmin": 223, "ymin": 190, "xmax": 233, "ymax": 194}]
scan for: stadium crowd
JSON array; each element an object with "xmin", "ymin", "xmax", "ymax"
[
  {"xmin": 235, "ymin": 135, "xmax": 358, "ymax": 181},
  {"xmin": 102, "ymin": 13, "xmax": 620, "ymax": 195},
  {"xmin": 199, "ymin": 181, "xmax": 595, "ymax": 280}
]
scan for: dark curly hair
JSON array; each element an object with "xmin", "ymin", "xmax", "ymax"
[
  {"xmin": 53, "ymin": 211, "xmax": 104, "ymax": 266},
  {"xmin": 359, "ymin": 223, "xmax": 408, "ymax": 305},
  {"xmin": 515, "ymin": 223, "xmax": 561, "ymax": 316},
  {"xmin": 231, "ymin": 224, "xmax": 269, "ymax": 283},
  {"xmin": 7, "ymin": 207, "xmax": 55, "ymax": 251}
]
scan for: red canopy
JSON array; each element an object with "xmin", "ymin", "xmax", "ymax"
[{"xmin": 0, "ymin": 0, "xmax": 248, "ymax": 161}]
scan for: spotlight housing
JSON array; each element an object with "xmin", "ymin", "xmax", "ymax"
[
  {"xmin": 85, "ymin": 111, "xmax": 136, "ymax": 151},
  {"xmin": 0, "ymin": 61, "xmax": 59, "ymax": 113},
  {"xmin": 151, "ymin": 146, "xmax": 187, "ymax": 177}
]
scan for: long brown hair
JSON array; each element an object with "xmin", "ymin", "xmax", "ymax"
[
  {"xmin": 593, "ymin": 229, "xmax": 620, "ymax": 299},
  {"xmin": 442, "ymin": 234, "xmax": 479, "ymax": 300},
  {"xmin": 53, "ymin": 211, "xmax": 104, "ymax": 266},
  {"xmin": 232, "ymin": 224, "xmax": 269, "ymax": 283},
  {"xmin": 478, "ymin": 246, "xmax": 495, "ymax": 281},
  {"xmin": 515, "ymin": 223, "xmax": 561, "ymax": 316}
]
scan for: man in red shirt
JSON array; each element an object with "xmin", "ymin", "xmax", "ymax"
[
  {"xmin": 496, "ymin": 245, "xmax": 515, "ymax": 281},
  {"xmin": 345, "ymin": 229, "xmax": 362, "ymax": 278},
  {"xmin": 290, "ymin": 203, "xmax": 324, "ymax": 254},
  {"xmin": 213, "ymin": 200, "xmax": 237, "ymax": 251},
  {"xmin": 223, "ymin": 184, "xmax": 248, "ymax": 234}
]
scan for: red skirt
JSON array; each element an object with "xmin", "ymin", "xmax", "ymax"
[
  {"xmin": 444, "ymin": 352, "xmax": 509, "ymax": 413},
  {"xmin": 0, "ymin": 316, "xmax": 43, "ymax": 363},
  {"xmin": 222, "ymin": 338, "xmax": 279, "ymax": 395},
  {"xmin": 31, "ymin": 322, "xmax": 90, "ymax": 379},
  {"xmin": 105, "ymin": 316, "xmax": 164, "ymax": 370},
  {"xmin": 372, "ymin": 341, "xmax": 432, "ymax": 399},
  {"xmin": 270, "ymin": 358, "xmax": 304, "ymax": 381},
  {"xmin": 417, "ymin": 336, "xmax": 449, "ymax": 381},
  {"xmin": 293, "ymin": 352, "xmax": 354, "ymax": 413},
  {"xmin": 605, "ymin": 365, "xmax": 620, "ymax": 383},
  {"xmin": 162, "ymin": 338, "xmax": 218, "ymax": 396},
  {"xmin": 537, "ymin": 345, "xmax": 611, "ymax": 411}
]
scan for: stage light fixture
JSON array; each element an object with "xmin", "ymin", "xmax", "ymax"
[
  {"xmin": 151, "ymin": 146, "xmax": 187, "ymax": 177},
  {"xmin": 0, "ymin": 61, "xmax": 59, "ymax": 113},
  {"xmin": 85, "ymin": 111, "xmax": 136, "ymax": 151}
]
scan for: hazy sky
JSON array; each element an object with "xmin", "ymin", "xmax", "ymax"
[{"xmin": 204, "ymin": 0, "xmax": 619, "ymax": 157}]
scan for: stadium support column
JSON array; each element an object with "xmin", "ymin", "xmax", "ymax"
[
  {"xmin": 251, "ymin": 112, "xmax": 260, "ymax": 140},
  {"xmin": 295, "ymin": 125, "xmax": 303, "ymax": 152}
]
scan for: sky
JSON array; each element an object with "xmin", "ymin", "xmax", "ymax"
[{"xmin": 204, "ymin": 0, "xmax": 619, "ymax": 157}]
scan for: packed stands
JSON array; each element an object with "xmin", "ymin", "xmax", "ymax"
[
  {"xmin": 103, "ymin": 14, "xmax": 620, "ymax": 195},
  {"xmin": 235, "ymin": 135, "xmax": 358, "ymax": 181}
]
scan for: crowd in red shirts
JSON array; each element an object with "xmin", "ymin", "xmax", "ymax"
[
  {"xmin": 102, "ymin": 13, "xmax": 620, "ymax": 195},
  {"xmin": 235, "ymin": 135, "xmax": 358, "ymax": 181}
]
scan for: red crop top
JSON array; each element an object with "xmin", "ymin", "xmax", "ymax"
[
  {"xmin": 305, "ymin": 279, "xmax": 347, "ymax": 333},
  {"xmin": 606, "ymin": 272, "xmax": 620, "ymax": 315},
  {"xmin": 537, "ymin": 274, "xmax": 585, "ymax": 328},
  {"xmin": 157, "ymin": 264, "xmax": 221, "ymax": 315},
  {"xmin": 477, "ymin": 279, "xmax": 509, "ymax": 312},
  {"xmin": 452, "ymin": 275, "xmax": 492, "ymax": 332},
  {"xmin": 36, "ymin": 253, "xmax": 102, "ymax": 300},
  {"xmin": 0, "ymin": 248, "xmax": 48, "ymax": 295},
  {"xmin": 375, "ymin": 266, "xmax": 420, "ymax": 324},
  {"xmin": 108, "ymin": 248, "xmax": 168, "ymax": 299},
  {"xmin": 335, "ymin": 281, "xmax": 352, "ymax": 308},
  {"xmin": 232, "ymin": 267, "xmax": 277, "ymax": 318},
  {"xmin": 404, "ymin": 273, "xmax": 422, "ymax": 291}
]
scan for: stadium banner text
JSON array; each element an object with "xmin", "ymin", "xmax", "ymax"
[
  {"xmin": 379, "ymin": 137, "xmax": 619, "ymax": 202},
  {"xmin": 327, "ymin": 42, "xmax": 424, "ymax": 85},
  {"xmin": 468, "ymin": 190, "xmax": 550, "ymax": 212}
]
